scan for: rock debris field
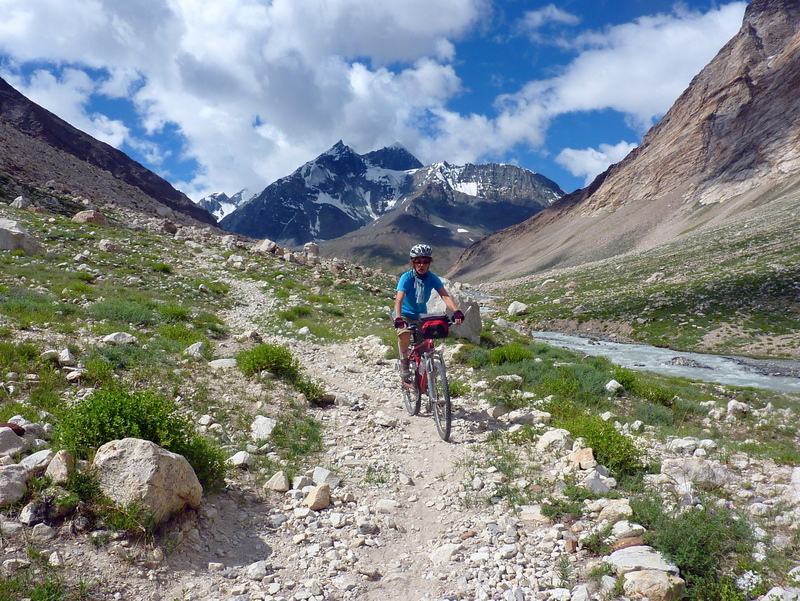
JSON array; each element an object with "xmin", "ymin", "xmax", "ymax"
[{"xmin": 2, "ymin": 277, "xmax": 800, "ymax": 601}]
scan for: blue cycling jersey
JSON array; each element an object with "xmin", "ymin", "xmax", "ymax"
[{"xmin": 396, "ymin": 270, "xmax": 443, "ymax": 319}]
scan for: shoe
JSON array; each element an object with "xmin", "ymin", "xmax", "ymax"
[{"xmin": 399, "ymin": 358, "xmax": 411, "ymax": 377}]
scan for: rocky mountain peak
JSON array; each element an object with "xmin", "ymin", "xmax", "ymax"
[{"xmin": 362, "ymin": 143, "xmax": 423, "ymax": 171}]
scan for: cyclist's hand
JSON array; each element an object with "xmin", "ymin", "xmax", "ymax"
[
  {"xmin": 394, "ymin": 317, "xmax": 408, "ymax": 329},
  {"xmin": 452, "ymin": 310, "xmax": 465, "ymax": 324}
]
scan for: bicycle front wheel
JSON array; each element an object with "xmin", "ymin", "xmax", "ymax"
[
  {"xmin": 428, "ymin": 355, "xmax": 452, "ymax": 441},
  {"xmin": 401, "ymin": 368, "xmax": 421, "ymax": 416}
]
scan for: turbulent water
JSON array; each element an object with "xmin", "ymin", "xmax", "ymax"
[{"xmin": 530, "ymin": 331, "xmax": 800, "ymax": 394}]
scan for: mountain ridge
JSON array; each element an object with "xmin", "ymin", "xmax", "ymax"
[
  {"xmin": 0, "ymin": 76, "xmax": 217, "ymax": 227},
  {"xmin": 449, "ymin": 0, "xmax": 800, "ymax": 282},
  {"xmin": 220, "ymin": 141, "xmax": 563, "ymax": 272}
]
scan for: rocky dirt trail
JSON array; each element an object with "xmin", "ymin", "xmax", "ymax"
[{"xmin": 150, "ymin": 277, "xmax": 496, "ymax": 601}]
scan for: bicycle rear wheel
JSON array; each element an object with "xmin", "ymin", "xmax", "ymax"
[
  {"xmin": 428, "ymin": 355, "xmax": 452, "ymax": 441},
  {"xmin": 401, "ymin": 367, "xmax": 421, "ymax": 416}
]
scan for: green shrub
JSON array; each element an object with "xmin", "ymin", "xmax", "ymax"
[
  {"xmin": 148, "ymin": 262, "xmax": 173, "ymax": 273},
  {"xmin": 236, "ymin": 344, "xmax": 300, "ymax": 380},
  {"xmin": 89, "ymin": 298, "xmax": 157, "ymax": 325},
  {"xmin": 89, "ymin": 344, "xmax": 152, "ymax": 371},
  {"xmin": 53, "ymin": 387, "xmax": 227, "ymax": 491},
  {"xmin": 156, "ymin": 303, "xmax": 191, "ymax": 322},
  {"xmin": 278, "ymin": 305, "xmax": 312, "ymax": 321},
  {"xmin": 632, "ymin": 496, "xmax": 753, "ymax": 597},
  {"xmin": 448, "ymin": 379, "xmax": 470, "ymax": 398},
  {"xmin": 633, "ymin": 401, "xmax": 675, "ymax": 427},
  {"xmin": 0, "ymin": 287, "xmax": 78, "ymax": 326},
  {"xmin": 269, "ymin": 406, "xmax": 324, "ymax": 461},
  {"xmin": 295, "ymin": 377, "xmax": 325, "ymax": 405},
  {"xmin": 556, "ymin": 411, "xmax": 645, "ymax": 477},
  {"xmin": 320, "ymin": 304, "xmax": 345, "ymax": 317},
  {"xmin": 488, "ymin": 342, "xmax": 533, "ymax": 365},
  {"xmin": 613, "ymin": 367, "xmax": 675, "ymax": 406},
  {"xmin": 463, "ymin": 346, "xmax": 490, "ymax": 368},
  {"xmin": 0, "ymin": 340, "xmax": 40, "ymax": 372},
  {"xmin": 193, "ymin": 311, "xmax": 227, "ymax": 338}
]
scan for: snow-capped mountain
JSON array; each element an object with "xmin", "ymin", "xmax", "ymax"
[
  {"xmin": 219, "ymin": 141, "xmax": 565, "ymax": 270},
  {"xmin": 197, "ymin": 189, "xmax": 252, "ymax": 222},
  {"xmin": 220, "ymin": 141, "xmax": 422, "ymax": 243},
  {"xmin": 318, "ymin": 159, "xmax": 565, "ymax": 272}
]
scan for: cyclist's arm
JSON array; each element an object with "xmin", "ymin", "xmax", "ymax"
[
  {"xmin": 436, "ymin": 288, "xmax": 461, "ymax": 316},
  {"xmin": 394, "ymin": 290, "xmax": 406, "ymax": 319}
]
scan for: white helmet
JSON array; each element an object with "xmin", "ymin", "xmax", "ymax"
[{"xmin": 409, "ymin": 243, "xmax": 432, "ymax": 259}]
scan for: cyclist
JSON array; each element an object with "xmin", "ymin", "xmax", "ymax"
[{"xmin": 393, "ymin": 244, "xmax": 464, "ymax": 377}]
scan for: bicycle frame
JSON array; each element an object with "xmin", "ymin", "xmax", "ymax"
[
  {"xmin": 404, "ymin": 330, "xmax": 438, "ymax": 396},
  {"xmin": 399, "ymin": 319, "xmax": 453, "ymax": 441}
]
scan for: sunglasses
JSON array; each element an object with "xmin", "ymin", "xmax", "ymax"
[{"xmin": 413, "ymin": 258, "xmax": 432, "ymax": 265}]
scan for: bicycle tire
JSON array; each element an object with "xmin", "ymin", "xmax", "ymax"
[
  {"xmin": 428, "ymin": 355, "xmax": 452, "ymax": 441},
  {"xmin": 401, "ymin": 366, "xmax": 421, "ymax": 416}
]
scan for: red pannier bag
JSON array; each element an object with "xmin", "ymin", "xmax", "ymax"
[{"xmin": 419, "ymin": 315, "xmax": 449, "ymax": 339}]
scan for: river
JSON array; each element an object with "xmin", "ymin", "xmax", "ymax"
[{"xmin": 529, "ymin": 331, "xmax": 800, "ymax": 394}]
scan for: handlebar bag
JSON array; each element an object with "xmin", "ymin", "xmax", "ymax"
[{"xmin": 419, "ymin": 315, "xmax": 449, "ymax": 339}]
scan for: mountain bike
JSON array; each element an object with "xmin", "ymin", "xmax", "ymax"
[{"xmin": 398, "ymin": 315, "xmax": 452, "ymax": 442}]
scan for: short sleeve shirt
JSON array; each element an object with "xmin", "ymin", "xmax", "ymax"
[{"xmin": 396, "ymin": 270, "xmax": 443, "ymax": 319}]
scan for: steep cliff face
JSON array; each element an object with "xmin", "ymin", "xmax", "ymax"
[{"xmin": 450, "ymin": 0, "xmax": 800, "ymax": 281}]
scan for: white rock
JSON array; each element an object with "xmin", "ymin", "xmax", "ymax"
[
  {"xmin": 606, "ymin": 546, "xmax": 679, "ymax": 575},
  {"xmin": 227, "ymin": 451, "xmax": 252, "ymax": 468},
  {"xmin": 661, "ymin": 457, "xmax": 731, "ymax": 491},
  {"xmin": 507, "ymin": 301, "xmax": 529, "ymax": 316},
  {"xmin": 265, "ymin": 471, "xmax": 291, "ymax": 492},
  {"xmin": 536, "ymin": 428, "xmax": 573, "ymax": 452},
  {"xmin": 0, "ymin": 465, "xmax": 29, "ymax": 507},
  {"xmin": 92, "ymin": 438, "xmax": 202, "ymax": 524},
  {"xmin": 251, "ymin": 415, "xmax": 277, "ymax": 441},
  {"xmin": 430, "ymin": 543, "xmax": 461, "ymax": 565},
  {"xmin": 102, "ymin": 332, "xmax": 138, "ymax": 345},
  {"xmin": 623, "ymin": 569, "xmax": 686, "ymax": 601}
]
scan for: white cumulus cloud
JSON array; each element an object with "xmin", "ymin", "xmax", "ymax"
[
  {"xmin": 0, "ymin": 0, "xmax": 746, "ymax": 198},
  {"xmin": 556, "ymin": 141, "xmax": 639, "ymax": 187}
]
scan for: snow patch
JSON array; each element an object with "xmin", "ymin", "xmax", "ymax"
[{"xmin": 455, "ymin": 182, "xmax": 479, "ymax": 196}]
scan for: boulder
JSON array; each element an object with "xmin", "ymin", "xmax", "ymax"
[
  {"xmin": 0, "ymin": 218, "xmax": 44, "ymax": 255},
  {"xmin": 251, "ymin": 416, "xmax": 277, "ymax": 441},
  {"xmin": 507, "ymin": 301, "xmax": 529, "ymax": 316},
  {"xmin": 569, "ymin": 447, "xmax": 598, "ymax": 470},
  {"xmin": 0, "ymin": 464, "xmax": 29, "ymax": 507},
  {"xmin": 426, "ymin": 290, "xmax": 482, "ymax": 344},
  {"xmin": 0, "ymin": 426, "xmax": 32, "ymax": 457},
  {"xmin": 92, "ymin": 438, "xmax": 202, "ymax": 524},
  {"xmin": 264, "ymin": 471, "xmax": 291, "ymax": 492},
  {"xmin": 302, "ymin": 483, "xmax": 331, "ymax": 510},
  {"xmin": 20, "ymin": 449, "xmax": 54, "ymax": 474},
  {"xmin": 606, "ymin": 546, "xmax": 679, "ymax": 575},
  {"xmin": 44, "ymin": 450, "xmax": 75, "ymax": 485},
  {"xmin": 623, "ymin": 570, "xmax": 686, "ymax": 601},
  {"xmin": 661, "ymin": 457, "xmax": 731, "ymax": 491},
  {"xmin": 11, "ymin": 195, "xmax": 31, "ymax": 209},
  {"xmin": 102, "ymin": 332, "xmax": 138, "ymax": 345},
  {"xmin": 536, "ymin": 428, "xmax": 573, "ymax": 452},
  {"xmin": 786, "ymin": 467, "xmax": 800, "ymax": 505},
  {"xmin": 72, "ymin": 210, "xmax": 108, "ymax": 226},
  {"xmin": 254, "ymin": 238, "xmax": 278, "ymax": 254}
]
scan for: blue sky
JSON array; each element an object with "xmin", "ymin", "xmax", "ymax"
[{"xmin": 0, "ymin": 1, "xmax": 747, "ymax": 200}]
